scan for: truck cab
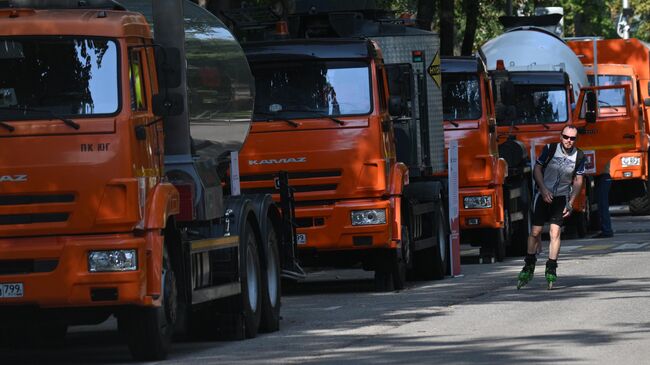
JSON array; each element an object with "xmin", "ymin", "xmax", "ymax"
[
  {"xmin": 441, "ymin": 56, "xmax": 529, "ymax": 260},
  {"xmin": 568, "ymin": 38, "xmax": 650, "ymax": 214}
]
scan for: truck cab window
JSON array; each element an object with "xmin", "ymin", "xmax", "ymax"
[
  {"xmin": 0, "ymin": 37, "xmax": 118, "ymax": 116},
  {"xmin": 129, "ymin": 49, "xmax": 147, "ymax": 111},
  {"xmin": 588, "ymin": 74, "xmax": 633, "ymax": 108},
  {"xmin": 442, "ymin": 74, "xmax": 482, "ymax": 121},
  {"xmin": 251, "ymin": 60, "xmax": 372, "ymax": 118},
  {"xmin": 497, "ymin": 84, "xmax": 568, "ymax": 126}
]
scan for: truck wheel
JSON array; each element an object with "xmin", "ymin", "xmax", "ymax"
[
  {"xmin": 122, "ymin": 245, "xmax": 177, "ymax": 361},
  {"xmin": 260, "ymin": 219, "xmax": 281, "ymax": 333},
  {"xmin": 374, "ymin": 268, "xmax": 394, "ymax": 292},
  {"xmin": 629, "ymin": 195, "xmax": 650, "ymax": 215},
  {"xmin": 509, "ymin": 182, "xmax": 531, "ymax": 256},
  {"xmin": 575, "ymin": 195, "xmax": 590, "ymax": 238},
  {"xmin": 413, "ymin": 205, "xmax": 448, "ymax": 280},
  {"xmin": 237, "ymin": 221, "xmax": 262, "ymax": 338},
  {"xmin": 492, "ymin": 207, "xmax": 508, "ymax": 262}
]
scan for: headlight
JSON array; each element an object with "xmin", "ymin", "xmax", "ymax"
[
  {"xmin": 88, "ymin": 250, "xmax": 137, "ymax": 272},
  {"xmin": 621, "ymin": 156, "xmax": 641, "ymax": 167},
  {"xmin": 463, "ymin": 195, "xmax": 492, "ymax": 209},
  {"xmin": 351, "ymin": 209, "xmax": 387, "ymax": 226}
]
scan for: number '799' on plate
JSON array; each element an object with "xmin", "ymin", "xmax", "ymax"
[{"xmin": 0, "ymin": 283, "xmax": 24, "ymax": 298}]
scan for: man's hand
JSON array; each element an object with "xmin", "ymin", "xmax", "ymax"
[
  {"xmin": 563, "ymin": 200, "xmax": 573, "ymax": 218},
  {"xmin": 541, "ymin": 188, "xmax": 553, "ymax": 203}
]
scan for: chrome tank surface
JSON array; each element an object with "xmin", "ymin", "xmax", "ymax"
[{"xmin": 481, "ymin": 27, "xmax": 588, "ymax": 101}]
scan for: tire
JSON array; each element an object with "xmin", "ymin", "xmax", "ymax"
[
  {"xmin": 122, "ymin": 245, "xmax": 177, "ymax": 361},
  {"xmin": 238, "ymin": 221, "xmax": 262, "ymax": 338},
  {"xmin": 413, "ymin": 204, "xmax": 448, "ymax": 280},
  {"xmin": 374, "ymin": 269, "xmax": 394, "ymax": 292},
  {"xmin": 629, "ymin": 195, "xmax": 650, "ymax": 215},
  {"xmin": 509, "ymin": 183, "xmax": 531, "ymax": 256},
  {"xmin": 392, "ymin": 224, "xmax": 410, "ymax": 290},
  {"xmin": 260, "ymin": 219, "xmax": 281, "ymax": 333},
  {"xmin": 492, "ymin": 208, "xmax": 508, "ymax": 262}
]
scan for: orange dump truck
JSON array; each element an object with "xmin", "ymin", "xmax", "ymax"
[
  {"xmin": 0, "ymin": 0, "xmax": 298, "ymax": 360},
  {"xmin": 231, "ymin": 1, "xmax": 450, "ymax": 291},
  {"xmin": 441, "ymin": 56, "xmax": 531, "ymax": 261},
  {"xmin": 568, "ymin": 38, "xmax": 650, "ymax": 214}
]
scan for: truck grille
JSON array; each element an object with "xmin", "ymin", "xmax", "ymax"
[
  {"xmin": 240, "ymin": 170, "xmax": 342, "ymax": 196},
  {"xmin": 0, "ymin": 213, "xmax": 69, "ymax": 225},
  {"xmin": 0, "ymin": 259, "xmax": 59, "ymax": 275},
  {"xmin": 0, "ymin": 194, "xmax": 75, "ymax": 206}
]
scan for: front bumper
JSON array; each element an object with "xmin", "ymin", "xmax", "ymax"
[
  {"xmin": 0, "ymin": 233, "xmax": 149, "ymax": 308},
  {"xmin": 295, "ymin": 198, "xmax": 393, "ymax": 251},
  {"xmin": 459, "ymin": 187, "xmax": 502, "ymax": 230}
]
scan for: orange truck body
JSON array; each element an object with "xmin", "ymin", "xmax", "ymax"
[
  {"xmin": 0, "ymin": 2, "xmax": 286, "ymax": 360},
  {"xmin": 239, "ymin": 42, "xmax": 405, "ymax": 256},
  {"xmin": 0, "ymin": 7, "xmax": 175, "ymax": 309},
  {"xmin": 568, "ymin": 39, "xmax": 650, "ymax": 205}
]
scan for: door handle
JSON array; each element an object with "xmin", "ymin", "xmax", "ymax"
[{"xmin": 623, "ymin": 133, "xmax": 635, "ymax": 139}]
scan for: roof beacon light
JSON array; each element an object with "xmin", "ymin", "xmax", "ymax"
[{"xmin": 496, "ymin": 59, "xmax": 505, "ymax": 70}]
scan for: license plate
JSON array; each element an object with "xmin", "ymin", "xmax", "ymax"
[
  {"xmin": 0, "ymin": 283, "xmax": 23, "ymax": 298},
  {"xmin": 296, "ymin": 233, "xmax": 307, "ymax": 245}
]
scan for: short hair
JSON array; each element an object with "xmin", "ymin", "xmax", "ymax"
[{"xmin": 561, "ymin": 125, "xmax": 578, "ymax": 135}]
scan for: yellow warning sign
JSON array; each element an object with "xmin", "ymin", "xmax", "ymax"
[{"xmin": 428, "ymin": 51, "xmax": 441, "ymax": 88}]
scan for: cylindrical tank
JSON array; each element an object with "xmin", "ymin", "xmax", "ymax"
[
  {"xmin": 121, "ymin": 0, "xmax": 254, "ymax": 160},
  {"xmin": 481, "ymin": 27, "xmax": 588, "ymax": 102}
]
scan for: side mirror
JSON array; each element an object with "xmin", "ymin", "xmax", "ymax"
[
  {"xmin": 389, "ymin": 95, "xmax": 405, "ymax": 117},
  {"xmin": 153, "ymin": 93, "xmax": 184, "ymax": 116},
  {"xmin": 585, "ymin": 91, "xmax": 597, "ymax": 123},
  {"xmin": 644, "ymin": 97, "xmax": 650, "ymax": 107},
  {"xmin": 155, "ymin": 46, "xmax": 182, "ymax": 89},
  {"xmin": 499, "ymin": 80, "xmax": 515, "ymax": 106},
  {"xmin": 385, "ymin": 63, "xmax": 413, "ymax": 117}
]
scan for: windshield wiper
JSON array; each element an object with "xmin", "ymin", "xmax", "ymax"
[
  {"xmin": 254, "ymin": 112, "xmax": 300, "ymax": 127},
  {"xmin": 278, "ymin": 109, "xmax": 346, "ymax": 126},
  {"xmin": 598, "ymin": 99, "xmax": 619, "ymax": 111},
  {"xmin": 446, "ymin": 120, "xmax": 460, "ymax": 127},
  {"xmin": 0, "ymin": 106, "xmax": 80, "ymax": 130},
  {"xmin": 0, "ymin": 120, "xmax": 14, "ymax": 132}
]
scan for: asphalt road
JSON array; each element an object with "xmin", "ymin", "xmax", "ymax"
[{"xmin": 4, "ymin": 213, "xmax": 650, "ymax": 364}]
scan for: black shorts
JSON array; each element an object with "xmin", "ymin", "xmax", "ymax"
[{"xmin": 532, "ymin": 194, "xmax": 567, "ymax": 227}]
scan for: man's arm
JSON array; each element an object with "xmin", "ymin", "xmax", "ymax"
[{"xmin": 568, "ymin": 175, "xmax": 584, "ymax": 209}]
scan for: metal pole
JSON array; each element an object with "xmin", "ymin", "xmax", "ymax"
[{"xmin": 593, "ymin": 37, "xmax": 598, "ymax": 87}]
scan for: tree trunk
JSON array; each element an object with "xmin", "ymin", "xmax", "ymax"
[
  {"xmin": 440, "ymin": 0, "xmax": 454, "ymax": 56},
  {"xmin": 416, "ymin": 0, "xmax": 436, "ymax": 31},
  {"xmin": 461, "ymin": 0, "xmax": 479, "ymax": 56}
]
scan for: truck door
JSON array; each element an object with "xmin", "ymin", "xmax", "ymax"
[{"xmin": 575, "ymin": 84, "xmax": 638, "ymax": 175}]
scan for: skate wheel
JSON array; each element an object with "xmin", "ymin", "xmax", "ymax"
[{"xmin": 547, "ymin": 282, "xmax": 553, "ymax": 290}]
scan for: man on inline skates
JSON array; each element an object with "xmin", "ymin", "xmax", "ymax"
[{"xmin": 518, "ymin": 126, "xmax": 586, "ymax": 289}]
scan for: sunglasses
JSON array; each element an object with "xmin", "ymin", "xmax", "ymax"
[{"xmin": 561, "ymin": 134, "xmax": 577, "ymax": 141}]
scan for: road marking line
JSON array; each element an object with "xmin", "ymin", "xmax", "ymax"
[
  {"xmin": 562, "ymin": 245, "xmax": 581, "ymax": 252},
  {"xmin": 613, "ymin": 243, "xmax": 650, "ymax": 250},
  {"xmin": 579, "ymin": 244, "xmax": 615, "ymax": 251},
  {"xmin": 321, "ymin": 306, "xmax": 342, "ymax": 311}
]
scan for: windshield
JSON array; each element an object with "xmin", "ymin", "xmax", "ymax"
[
  {"xmin": 251, "ymin": 60, "xmax": 371, "ymax": 118},
  {"xmin": 588, "ymin": 74, "xmax": 632, "ymax": 107},
  {"xmin": 0, "ymin": 37, "xmax": 119, "ymax": 117},
  {"xmin": 442, "ymin": 73, "xmax": 482, "ymax": 121},
  {"xmin": 497, "ymin": 84, "xmax": 568, "ymax": 126}
]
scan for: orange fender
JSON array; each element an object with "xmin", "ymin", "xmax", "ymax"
[{"xmin": 145, "ymin": 182, "xmax": 180, "ymax": 230}]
